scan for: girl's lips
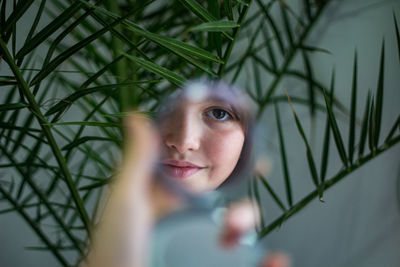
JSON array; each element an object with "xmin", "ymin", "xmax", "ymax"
[
  {"xmin": 161, "ymin": 160, "xmax": 205, "ymax": 179},
  {"xmin": 162, "ymin": 159, "xmax": 203, "ymax": 168}
]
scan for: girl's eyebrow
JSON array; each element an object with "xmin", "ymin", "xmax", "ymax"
[
  {"xmin": 203, "ymin": 96, "xmax": 234, "ymax": 110},
  {"xmin": 204, "ymin": 95, "xmax": 233, "ymax": 106}
]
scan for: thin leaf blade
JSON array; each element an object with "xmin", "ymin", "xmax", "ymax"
[
  {"xmin": 190, "ymin": 20, "xmax": 238, "ymax": 33},
  {"xmin": 348, "ymin": 50, "xmax": 358, "ymax": 163},
  {"xmin": 286, "ymin": 93, "xmax": 321, "ymax": 198},
  {"xmin": 374, "ymin": 39, "xmax": 385, "ymax": 147},
  {"xmin": 274, "ymin": 103, "xmax": 293, "ymax": 207},
  {"xmin": 123, "ymin": 53, "xmax": 186, "ymax": 86},
  {"xmin": 258, "ymin": 174, "xmax": 287, "ymax": 212},
  {"xmin": 322, "ymin": 87, "xmax": 348, "ymax": 168}
]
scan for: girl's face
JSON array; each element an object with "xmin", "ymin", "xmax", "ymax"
[{"xmin": 158, "ymin": 95, "xmax": 245, "ymax": 194}]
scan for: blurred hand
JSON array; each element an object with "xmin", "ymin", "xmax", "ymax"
[
  {"xmin": 87, "ymin": 114, "xmax": 182, "ymax": 267},
  {"xmin": 219, "ymin": 199, "xmax": 290, "ymax": 267},
  {"xmin": 259, "ymin": 252, "xmax": 291, "ymax": 267},
  {"xmin": 220, "ymin": 200, "xmax": 259, "ymax": 248}
]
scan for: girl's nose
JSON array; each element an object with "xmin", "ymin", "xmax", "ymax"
[{"xmin": 164, "ymin": 113, "xmax": 201, "ymax": 154}]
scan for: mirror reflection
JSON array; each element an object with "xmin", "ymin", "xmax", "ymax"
[{"xmin": 156, "ymin": 79, "xmax": 252, "ymax": 194}]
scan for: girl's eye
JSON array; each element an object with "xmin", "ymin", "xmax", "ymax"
[{"xmin": 206, "ymin": 108, "xmax": 232, "ymax": 121}]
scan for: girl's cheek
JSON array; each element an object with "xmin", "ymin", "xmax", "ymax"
[
  {"xmin": 206, "ymin": 119, "xmax": 239, "ymax": 131},
  {"xmin": 206, "ymin": 129, "xmax": 245, "ymax": 164}
]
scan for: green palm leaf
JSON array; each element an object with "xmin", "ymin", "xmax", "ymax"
[{"xmin": 1, "ymin": 1, "xmax": 400, "ymax": 266}]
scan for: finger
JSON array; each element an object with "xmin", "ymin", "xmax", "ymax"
[
  {"xmin": 118, "ymin": 113, "xmax": 160, "ymax": 186},
  {"xmin": 259, "ymin": 252, "xmax": 291, "ymax": 267},
  {"xmin": 220, "ymin": 200, "xmax": 259, "ymax": 248},
  {"xmin": 123, "ymin": 112, "xmax": 160, "ymax": 164},
  {"xmin": 122, "ymin": 113, "xmax": 183, "ymax": 220}
]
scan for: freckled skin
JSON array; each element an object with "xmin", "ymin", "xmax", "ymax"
[{"xmin": 159, "ymin": 99, "xmax": 245, "ymax": 193}]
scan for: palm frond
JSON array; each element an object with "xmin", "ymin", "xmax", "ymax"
[{"xmin": 1, "ymin": 1, "xmax": 399, "ymax": 266}]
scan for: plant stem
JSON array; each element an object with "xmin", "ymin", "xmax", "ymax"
[
  {"xmin": 0, "ymin": 145, "xmax": 84, "ymax": 253},
  {"xmin": 217, "ymin": 0, "xmax": 252, "ymax": 76},
  {"xmin": 258, "ymin": 134, "xmax": 400, "ymax": 239},
  {"xmin": 256, "ymin": 2, "xmax": 330, "ymax": 120},
  {"xmin": 0, "ymin": 37, "xmax": 91, "ymax": 235},
  {"xmin": 0, "ymin": 185, "xmax": 70, "ymax": 267}
]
